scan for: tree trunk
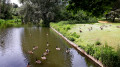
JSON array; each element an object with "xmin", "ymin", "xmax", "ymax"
[{"xmin": 112, "ymin": 17, "xmax": 115, "ymax": 22}]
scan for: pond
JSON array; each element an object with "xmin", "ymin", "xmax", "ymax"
[{"xmin": 0, "ymin": 27, "xmax": 97, "ymax": 67}]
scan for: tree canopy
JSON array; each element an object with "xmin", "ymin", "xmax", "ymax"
[
  {"xmin": 67, "ymin": 0, "xmax": 117, "ymax": 17},
  {"xmin": 19, "ymin": 0, "xmax": 67, "ymax": 27},
  {"xmin": 0, "ymin": 0, "xmax": 13, "ymax": 19}
]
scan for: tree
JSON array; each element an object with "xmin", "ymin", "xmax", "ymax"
[
  {"xmin": 19, "ymin": 0, "xmax": 66, "ymax": 27},
  {"xmin": 0, "ymin": 0, "xmax": 13, "ymax": 19},
  {"xmin": 67, "ymin": 0, "xmax": 117, "ymax": 17}
]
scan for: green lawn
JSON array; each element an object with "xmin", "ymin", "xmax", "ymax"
[
  {"xmin": 51, "ymin": 21, "xmax": 120, "ymax": 50},
  {"xmin": 70, "ymin": 23, "xmax": 120, "ymax": 50}
]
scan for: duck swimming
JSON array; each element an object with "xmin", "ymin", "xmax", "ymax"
[{"xmin": 66, "ymin": 48, "xmax": 70, "ymax": 53}]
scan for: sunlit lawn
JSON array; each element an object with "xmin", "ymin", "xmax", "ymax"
[{"xmin": 69, "ymin": 23, "xmax": 120, "ymax": 50}]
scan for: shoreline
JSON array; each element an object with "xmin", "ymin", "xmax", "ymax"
[{"xmin": 51, "ymin": 27, "xmax": 104, "ymax": 67}]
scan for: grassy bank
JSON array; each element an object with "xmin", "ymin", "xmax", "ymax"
[
  {"xmin": 51, "ymin": 21, "xmax": 120, "ymax": 67},
  {"xmin": 0, "ymin": 19, "xmax": 22, "ymax": 28}
]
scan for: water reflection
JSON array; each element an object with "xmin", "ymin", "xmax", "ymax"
[
  {"xmin": 0, "ymin": 28, "xmax": 27, "ymax": 67},
  {"xmin": 0, "ymin": 27, "xmax": 96, "ymax": 67}
]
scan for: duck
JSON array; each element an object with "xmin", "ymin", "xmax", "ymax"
[
  {"xmin": 1, "ymin": 40, "xmax": 4, "ymax": 44},
  {"xmin": 41, "ymin": 55, "xmax": 47, "ymax": 60},
  {"xmin": 27, "ymin": 62, "xmax": 31, "ymax": 67},
  {"xmin": 28, "ymin": 50, "xmax": 33, "ymax": 54},
  {"xmin": 46, "ymin": 34, "xmax": 48, "ymax": 36},
  {"xmin": 56, "ymin": 46, "xmax": 60, "ymax": 50},
  {"xmin": 66, "ymin": 48, "xmax": 70, "ymax": 53},
  {"xmin": 46, "ymin": 42, "xmax": 49, "ymax": 46},
  {"xmin": 46, "ymin": 48, "xmax": 50, "ymax": 53},
  {"xmin": 43, "ymin": 52, "xmax": 48, "ymax": 56},
  {"xmin": 35, "ymin": 59, "xmax": 41, "ymax": 64},
  {"xmin": 33, "ymin": 46, "xmax": 38, "ymax": 50}
]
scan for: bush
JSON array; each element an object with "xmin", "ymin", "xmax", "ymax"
[
  {"xmin": 95, "ymin": 40, "xmax": 101, "ymax": 45},
  {"xmin": 68, "ymin": 36, "xmax": 75, "ymax": 41},
  {"xmin": 71, "ymin": 32, "xmax": 80, "ymax": 38},
  {"xmin": 0, "ymin": 19, "xmax": 21, "ymax": 28},
  {"xmin": 85, "ymin": 44, "xmax": 95, "ymax": 56}
]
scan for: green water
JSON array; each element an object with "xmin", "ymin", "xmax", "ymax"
[{"xmin": 0, "ymin": 27, "xmax": 97, "ymax": 67}]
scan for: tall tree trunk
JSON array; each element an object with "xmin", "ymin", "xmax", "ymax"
[{"xmin": 112, "ymin": 17, "xmax": 115, "ymax": 22}]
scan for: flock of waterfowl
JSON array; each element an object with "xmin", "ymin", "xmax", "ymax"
[
  {"xmin": 27, "ymin": 34, "xmax": 70, "ymax": 67},
  {"xmin": 79, "ymin": 24, "xmax": 114, "ymax": 33}
]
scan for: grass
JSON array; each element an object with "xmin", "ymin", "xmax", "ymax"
[
  {"xmin": 69, "ymin": 23, "xmax": 120, "ymax": 50},
  {"xmin": 51, "ymin": 21, "xmax": 120, "ymax": 67},
  {"xmin": 51, "ymin": 21, "xmax": 120, "ymax": 50},
  {"xmin": 0, "ymin": 19, "xmax": 22, "ymax": 28}
]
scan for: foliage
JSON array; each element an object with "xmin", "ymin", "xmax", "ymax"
[
  {"xmin": 71, "ymin": 32, "xmax": 80, "ymax": 38},
  {"xmin": 0, "ymin": 0, "xmax": 13, "ymax": 19},
  {"xmin": 0, "ymin": 19, "xmax": 21, "ymax": 28},
  {"xmin": 66, "ymin": 10, "xmax": 97, "ymax": 24},
  {"xmin": 51, "ymin": 22, "xmax": 120, "ymax": 67},
  {"xmin": 19, "ymin": 0, "xmax": 67, "ymax": 27},
  {"xmin": 85, "ymin": 44, "xmax": 95, "ymax": 56},
  {"xmin": 67, "ymin": 0, "xmax": 117, "ymax": 17},
  {"xmin": 67, "ymin": 36, "xmax": 75, "ymax": 41},
  {"xmin": 95, "ymin": 40, "xmax": 101, "ymax": 45}
]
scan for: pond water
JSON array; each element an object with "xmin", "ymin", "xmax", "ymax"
[{"xmin": 0, "ymin": 27, "xmax": 97, "ymax": 67}]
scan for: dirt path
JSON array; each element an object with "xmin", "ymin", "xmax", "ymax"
[{"xmin": 98, "ymin": 21, "xmax": 112, "ymax": 23}]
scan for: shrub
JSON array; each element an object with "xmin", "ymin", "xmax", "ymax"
[
  {"xmin": 85, "ymin": 44, "xmax": 95, "ymax": 56},
  {"xmin": 68, "ymin": 36, "xmax": 75, "ymax": 41},
  {"xmin": 95, "ymin": 40, "xmax": 101, "ymax": 45},
  {"xmin": 71, "ymin": 32, "xmax": 80, "ymax": 38}
]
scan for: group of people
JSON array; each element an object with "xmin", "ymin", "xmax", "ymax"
[{"xmin": 27, "ymin": 34, "xmax": 70, "ymax": 67}]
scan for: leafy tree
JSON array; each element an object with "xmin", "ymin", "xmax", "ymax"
[
  {"xmin": 67, "ymin": 0, "xmax": 117, "ymax": 17},
  {"xmin": 0, "ymin": 0, "xmax": 13, "ymax": 19},
  {"xmin": 19, "ymin": 0, "xmax": 67, "ymax": 27}
]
